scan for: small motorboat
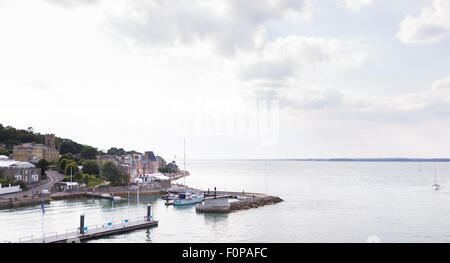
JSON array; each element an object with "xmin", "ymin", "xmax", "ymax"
[
  {"xmin": 111, "ymin": 195, "xmax": 126, "ymax": 201},
  {"xmin": 173, "ymin": 193, "xmax": 204, "ymax": 206}
]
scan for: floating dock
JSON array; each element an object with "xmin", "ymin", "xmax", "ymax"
[{"xmin": 17, "ymin": 204, "xmax": 157, "ymax": 243}]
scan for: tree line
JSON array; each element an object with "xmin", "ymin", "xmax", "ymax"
[
  {"xmin": 57, "ymin": 153, "xmax": 125, "ymax": 186},
  {"xmin": 0, "ymin": 124, "xmax": 141, "ymax": 158}
]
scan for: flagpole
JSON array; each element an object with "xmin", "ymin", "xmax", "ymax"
[{"xmin": 41, "ymin": 200, "xmax": 45, "ymax": 243}]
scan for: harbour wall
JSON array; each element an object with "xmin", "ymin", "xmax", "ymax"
[{"xmin": 0, "ymin": 196, "xmax": 50, "ymax": 209}]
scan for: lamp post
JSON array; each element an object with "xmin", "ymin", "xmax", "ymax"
[{"xmin": 137, "ymin": 180, "xmax": 140, "ymax": 205}]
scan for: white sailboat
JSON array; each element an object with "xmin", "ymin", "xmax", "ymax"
[
  {"xmin": 432, "ymin": 164, "xmax": 440, "ymax": 191},
  {"xmin": 173, "ymin": 138, "xmax": 204, "ymax": 206}
]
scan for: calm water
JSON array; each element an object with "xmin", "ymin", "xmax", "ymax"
[{"xmin": 1, "ymin": 161, "xmax": 450, "ymax": 243}]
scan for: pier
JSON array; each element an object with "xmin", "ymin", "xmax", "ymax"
[{"xmin": 16, "ymin": 204, "xmax": 158, "ymax": 243}]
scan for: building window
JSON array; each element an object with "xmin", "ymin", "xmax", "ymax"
[
  {"xmin": 15, "ymin": 175, "xmax": 22, "ymax": 181},
  {"xmin": 32, "ymin": 174, "xmax": 39, "ymax": 181}
]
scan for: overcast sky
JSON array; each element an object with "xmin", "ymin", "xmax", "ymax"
[{"xmin": 1, "ymin": 0, "xmax": 450, "ymax": 160}]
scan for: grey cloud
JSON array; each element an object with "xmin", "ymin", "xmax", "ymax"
[
  {"xmin": 100, "ymin": 0, "xmax": 312, "ymax": 54},
  {"xmin": 44, "ymin": 0, "xmax": 100, "ymax": 9},
  {"xmin": 239, "ymin": 36, "xmax": 366, "ymax": 83},
  {"xmin": 282, "ymin": 89, "xmax": 343, "ymax": 111},
  {"xmin": 281, "ymin": 75, "xmax": 450, "ymax": 122},
  {"xmin": 240, "ymin": 59, "xmax": 296, "ymax": 81}
]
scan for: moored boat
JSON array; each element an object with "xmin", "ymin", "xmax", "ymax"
[
  {"xmin": 173, "ymin": 193, "xmax": 204, "ymax": 206},
  {"xmin": 162, "ymin": 193, "xmax": 180, "ymax": 200}
]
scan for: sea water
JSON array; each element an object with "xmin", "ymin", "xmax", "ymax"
[{"xmin": 1, "ymin": 161, "xmax": 450, "ymax": 243}]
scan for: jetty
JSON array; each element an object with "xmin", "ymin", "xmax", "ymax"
[
  {"xmin": 17, "ymin": 204, "xmax": 158, "ymax": 243},
  {"xmin": 166, "ymin": 187, "xmax": 284, "ymax": 213}
]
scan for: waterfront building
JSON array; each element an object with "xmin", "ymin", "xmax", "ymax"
[
  {"xmin": 54, "ymin": 181, "xmax": 79, "ymax": 191},
  {"xmin": 96, "ymin": 151, "xmax": 162, "ymax": 184},
  {"xmin": 144, "ymin": 151, "xmax": 159, "ymax": 174},
  {"xmin": 12, "ymin": 134, "xmax": 59, "ymax": 163},
  {"xmin": 122, "ymin": 151, "xmax": 160, "ymax": 183},
  {"xmin": 156, "ymin": 155, "xmax": 166, "ymax": 168},
  {"xmin": 135, "ymin": 172, "xmax": 170, "ymax": 183},
  {"xmin": 0, "ymin": 157, "xmax": 41, "ymax": 185},
  {"xmin": 97, "ymin": 155, "xmax": 121, "ymax": 165}
]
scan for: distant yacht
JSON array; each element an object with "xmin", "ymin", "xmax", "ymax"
[{"xmin": 432, "ymin": 164, "xmax": 440, "ymax": 191}]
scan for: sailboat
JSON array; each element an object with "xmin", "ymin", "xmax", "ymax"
[
  {"xmin": 172, "ymin": 138, "xmax": 204, "ymax": 206},
  {"xmin": 432, "ymin": 164, "xmax": 440, "ymax": 191}
]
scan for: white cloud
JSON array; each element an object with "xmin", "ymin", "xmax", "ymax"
[
  {"xmin": 44, "ymin": 0, "xmax": 100, "ymax": 9},
  {"xmin": 279, "ymin": 74, "xmax": 450, "ymax": 122},
  {"xmin": 1, "ymin": 0, "xmax": 450, "ymax": 158},
  {"xmin": 397, "ymin": 0, "xmax": 450, "ymax": 44},
  {"xmin": 240, "ymin": 36, "xmax": 367, "ymax": 82},
  {"xmin": 46, "ymin": 0, "xmax": 313, "ymax": 55},
  {"xmin": 338, "ymin": 0, "xmax": 372, "ymax": 12}
]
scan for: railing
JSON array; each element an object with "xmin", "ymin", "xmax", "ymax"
[
  {"xmin": 16, "ymin": 217, "xmax": 156, "ymax": 243},
  {"xmin": 18, "ymin": 235, "xmax": 34, "ymax": 243},
  {"xmin": 88, "ymin": 185, "xmax": 164, "ymax": 193}
]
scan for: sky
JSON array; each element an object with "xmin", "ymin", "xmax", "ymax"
[{"xmin": 1, "ymin": 0, "xmax": 450, "ymax": 160}]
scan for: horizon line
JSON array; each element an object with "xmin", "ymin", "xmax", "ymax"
[{"xmin": 186, "ymin": 158, "xmax": 450, "ymax": 162}]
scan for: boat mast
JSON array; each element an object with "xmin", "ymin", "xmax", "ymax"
[
  {"xmin": 183, "ymin": 138, "xmax": 186, "ymax": 186},
  {"xmin": 434, "ymin": 163, "xmax": 437, "ymax": 185},
  {"xmin": 265, "ymin": 161, "xmax": 268, "ymax": 195}
]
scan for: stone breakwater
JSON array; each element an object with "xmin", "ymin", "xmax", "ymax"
[
  {"xmin": 196, "ymin": 204, "xmax": 231, "ymax": 213},
  {"xmin": 229, "ymin": 196, "xmax": 284, "ymax": 211},
  {"xmin": 196, "ymin": 195, "xmax": 283, "ymax": 213}
]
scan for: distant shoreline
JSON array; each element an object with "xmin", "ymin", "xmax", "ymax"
[{"xmin": 189, "ymin": 158, "xmax": 450, "ymax": 162}]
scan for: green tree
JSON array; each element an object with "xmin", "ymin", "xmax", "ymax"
[
  {"xmin": 57, "ymin": 153, "xmax": 76, "ymax": 173},
  {"xmin": 64, "ymin": 161, "xmax": 79, "ymax": 176},
  {"xmin": 82, "ymin": 160, "xmax": 100, "ymax": 175},
  {"xmin": 13, "ymin": 180, "xmax": 26, "ymax": 190},
  {"xmin": 0, "ymin": 148, "xmax": 11, "ymax": 155},
  {"xmin": 101, "ymin": 161, "xmax": 122, "ymax": 184},
  {"xmin": 59, "ymin": 153, "xmax": 76, "ymax": 162},
  {"xmin": 59, "ymin": 140, "xmax": 83, "ymax": 155},
  {"xmin": 36, "ymin": 159, "xmax": 50, "ymax": 180},
  {"xmin": 58, "ymin": 159, "xmax": 68, "ymax": 173},
  {"xmin": 106, "ymin": 147, "xmax": 126, "ymax": 156},
  {"xmin": 80, "ymin": 146, "xmax": 98, "ymax": 160},
  {"xmin": 74, "ymin": 170, "xmax": 82, "ymax": 181},
  {"xmin": 83, "ymin": 175, "xmax": 90, "ymax": 186}
]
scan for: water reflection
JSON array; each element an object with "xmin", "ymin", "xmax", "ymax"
[
  {"xmin": 145, "ymin": 229, "xmax": 152, "ymax": 242},
  {"xmin": 202, "ymin": 213, "xmax": 228, "ymax": 224},
  {"xmin": 172, "ymin": 204, "xmax": 196, "ymax": 211}
]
